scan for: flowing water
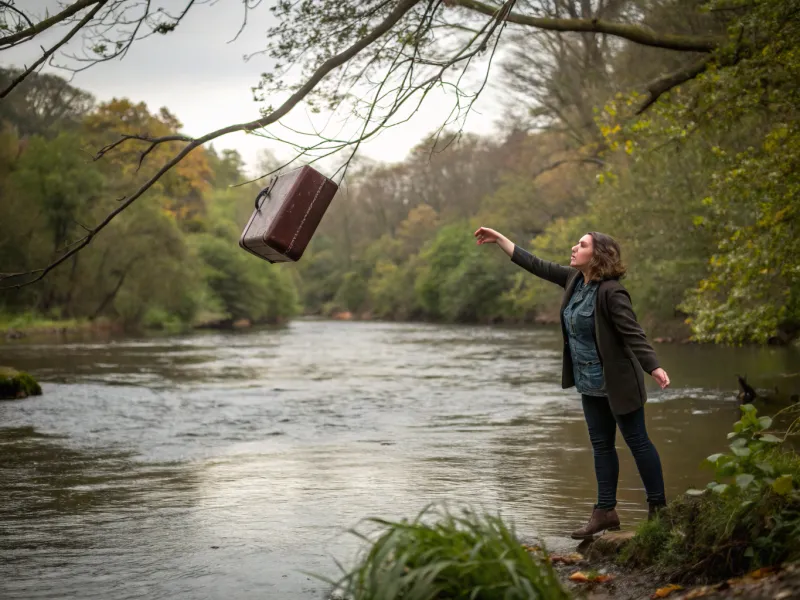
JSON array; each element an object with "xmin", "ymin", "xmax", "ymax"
[{"xmin": 1, "ymin": 320, "xmax": 799, "ymax": 599}]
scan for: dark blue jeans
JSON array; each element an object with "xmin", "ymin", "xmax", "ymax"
[{"xmin": 581, "ymin": 395, "xmax": 666, "ymax": 509}]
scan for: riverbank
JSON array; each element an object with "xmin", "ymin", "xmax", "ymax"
[
  {"xmin": 0, "ymin": 313, "xmax": 287, "ymax": 341},
  {"xmin": 5, "ymin": 312, "xmax": 799, "ymax": 350},
  {"xmin": 549, "ymin": 402, "xmax": 800, "ymax": 599},
  {"xmin": 0, "ymin": 314, "xmax": 99, "ymax": 340},
  {"xmin": 544, "ymin": 533, "xmax": 800, "ymax": 600}
]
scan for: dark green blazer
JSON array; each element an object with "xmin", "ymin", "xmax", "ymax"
[{"xmin": 512, "ymin": 246, "xmax": 660, "ymax": 415}]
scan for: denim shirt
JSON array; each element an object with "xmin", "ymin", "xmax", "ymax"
[{"xmin": 562, "ymin": 279, "xmax": 605, "ymax": 397}]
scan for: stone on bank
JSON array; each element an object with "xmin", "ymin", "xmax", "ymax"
[{"xmin": 0, "ymin": 367, "xmax": 42, "ymax": 400}]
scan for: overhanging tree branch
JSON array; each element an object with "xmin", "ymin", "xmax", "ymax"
[
  {"xmin": 449, "ymin": 0, "xmax": 721, "ymax": 52},
  {"xmin": 531, "ymin": 156, "xmax": 605, "ymax": 179},
  {"xmin": 0, "ymin": 0, "xmax": 103, "ymax": 48},
  {"xmin": 636, "ymin": 55, "xmax": 713, "ymax": 114},
  {"xmin": 0, "ymin": 0, "xmax": 422, "ymax": 290},
  {"xmin": 250, "ymin": 0, "xmax": 517, "ymax": 184},
  {"xmin": 0, "ymin": 2, "xmax": 34, "ymax": 29},
  {"xmin": 0, "ymin": 0, "xmax": 108, "ymax": 99}
]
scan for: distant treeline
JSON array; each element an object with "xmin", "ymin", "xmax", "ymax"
[{"xmin": 1, "ymin": 0, "xmax": 797, "ymax": 344}]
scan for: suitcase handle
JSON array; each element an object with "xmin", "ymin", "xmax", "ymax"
[{"xmin": 254, "ymin": 177, "xmax": 278, "ymax": 211}]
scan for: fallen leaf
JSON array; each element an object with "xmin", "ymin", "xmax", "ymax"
[
  {"xmin": 651, "ymin": 584, "xmax": 684, "ymax": 599},
  {"xmin": 568, "ymin": 571, "xmax": 613, "ymax": 584},
  {"xmin": 550, "ymin": 552, "xmax": 584, "ymax": 565},
  {"xmin": 569, "ymin": 572, "xmax": 589, "ymax": 583},
  {"xmin": 747, "ymin": 566, "xmax": 777, "ymax": 579},
  {"xmin": 682, "ymin": 585, "xmax": 717, "ymax": 599}
]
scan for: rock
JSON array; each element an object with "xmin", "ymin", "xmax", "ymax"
[
  {"xmin": 653, "ymin": 337, "xmax": 674, "ymax": 344},
  {"xmin": 0, "ymin": 367, "xmax": 42, "ymax": 400},
  {"xmin": 585, "ymin": 530, "xmax": 636, "ymax": 559},
  {"xmin": 5, "ymin": 329, "xmax": 24, "ymax": 340},
  {"xmin": 232, "ymin": 318, "xmax": 251, "ymax": 329},
  {"xmin": 332, "ymin": 311, "xmax": 353, "ymax": 321}
]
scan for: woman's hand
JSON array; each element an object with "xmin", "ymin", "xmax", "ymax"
[
  {"xmin": 651, "ymin": 367, "xmax": 670, "ymax": 390},
  {"xmin": 474, "ymin": 226, "xmax": 501, "ymax": 244},
  {"xmin": 474, "ymin": 226, "xmax": 515, "ymax": 257}
]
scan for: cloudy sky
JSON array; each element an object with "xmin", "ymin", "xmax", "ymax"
[{"xmin": 2, "ymin": 0, "xmax": 505, "ymax": 176}]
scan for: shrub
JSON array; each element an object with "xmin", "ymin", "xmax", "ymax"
[
  {"xmin": 620, "ymin": 404, "xmax": 800, "ymax": 581},
  {"xmin": 321, "ymin": 505, "xmax": 569, "ymax": 600},
  {"xmin": 0, "ymin": 367, "xmax": 42, "ymax": 399}
]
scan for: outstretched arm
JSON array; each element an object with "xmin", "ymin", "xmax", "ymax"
[
  {"xmin": 474, "ymin": 226, "xmax": 575, "ymax": 288},
  {"xmin": 509, "ymin": 245, "xmax": 575, "ymax": 289}
]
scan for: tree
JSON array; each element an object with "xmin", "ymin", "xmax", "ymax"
[
  {"xmin": 1, "ymin": 0, "xmax": 735, "ymax": 289},
  {"xmin": 0, "ymin": 67, "xmax": 94, "ymax": 136}
]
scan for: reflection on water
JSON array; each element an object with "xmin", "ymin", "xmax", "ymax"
[{"xmin": 1, "ymin": 320, "xmax": 799, "ymax": 599}]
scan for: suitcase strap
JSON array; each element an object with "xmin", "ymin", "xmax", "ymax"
[{"xmin": 286, "ymin": 177, "xmax": 328, "ymax": 254}]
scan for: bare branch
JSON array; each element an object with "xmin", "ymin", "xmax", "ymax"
[
  {"xmin": 1, "ymin": 0, "xmax": 422, "ymax": 290},
  {"xmin": 0, "ymin": 0, "xmax": 103, "ymax": 48},
  {"xmin": 0, "ymin": 1, "xmax": 107, "ymax": 99},
  {"xmin": 257, "ymin": 1, "xmax": 517, "ymax": 181},
  {"xmin": 449, "ymin": 0, "xmax": 721, "ymax": 52},
  {"xmin": 531, "ymin": 156, "xmax": 605, "ymax": 179},
  {"xmin": 636, "ymin": 55, "xmax": 712, "ymax": 115},
  {"xmin": 0, "ymin": 1, "xmax": 34, "ymax": 29},
  {"xmin": 93, "ymin": 133, "xmax": 195, "ymax": 170}
]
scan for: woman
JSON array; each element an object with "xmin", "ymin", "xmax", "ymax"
[{"xmin": 474, "ymin": 227, "xmax": 670, "ymax": 539}]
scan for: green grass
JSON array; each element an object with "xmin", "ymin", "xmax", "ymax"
[
  {"xmin": 619, "ymin": 455, "xmax": 800, "ymax": 582},
  {"xmin": 319, "ymin": 505, "xmax": 569, "ymax": 600},
  {"xmin": 0, "ymin": 367, "xmax": 42, "ymax": 399},
  {"xmin": 0, "ymin": 311, "xmax": 86, "ymax": 332}
]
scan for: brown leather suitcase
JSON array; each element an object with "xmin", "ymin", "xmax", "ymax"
[{"xmin": 239, "ymin": 165, "xmax": 338, "ymax": 263}]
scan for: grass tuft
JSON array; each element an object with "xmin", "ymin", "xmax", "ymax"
[{"xmin": 319, "ymin": 504, "xmax": 570, "ymax": 600}]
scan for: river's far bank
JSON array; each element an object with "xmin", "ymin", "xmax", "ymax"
[
  {"xmin": 4, "ymin": 312, "xmax": 800, "ymax": 351},
  {"xmin": 0, "ymin": 313, "xmax": 290, "ymax": 342}
]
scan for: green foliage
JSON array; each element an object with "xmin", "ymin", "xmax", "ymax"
[
  {"xmin": 193, "ymin": 233, "xmax": 299, "ymax": 324},
  {"xmin": 617, "ymin": 516, "xmax": 673, "ymax": 567},
  {"xmin": 687, "ymin": 404, "xmax": 800, "ymax": 499},
  {"xmin": 0, "ymin": 72, "xmax": 300, "ymax": 333},
  {"xmin": 10, "ymin": 132, "xmax": 104, "ymax": 252},
  {"xmin": 0, "ymin": 68, "xmax": 94, "ymax": 137},
  {"xmin": 415, "ymin": 224, "xmax": 476, "ymax": 319},
  {"xmin": 319, "ymin": 505, "xmax": 569, "ymax": 600},
  {"xmin": 0, "ymin": 368, "xmax": 42, "ymax": 399},
  {"xmin": 334, "ymin": 271, "xmax": 369, "ymax": 314},
  {"xmin": 592, "ymin": 0, "xmax": 800, "ymax": 344},
  {"xmin": 621, "ymin": 404, "xmax": 800, "ymax": 580},
  {"xmin": 141, "ymin": 307, "xmax": 187, "ymax": 334},
  {"xmin": 368, "ymin": 259, "xmax": 420, "ymax": 320},
  {"xmin": 4, "ymin": 0, "xmax": 800, "ymax": 345},
  {"xmin": 438, "ymin": 245, "xmax": 512, "ymax": 323}
]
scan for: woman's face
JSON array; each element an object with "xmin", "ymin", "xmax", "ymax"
[{"xmin": 570, "ymin": 234, "xmax": 594, "ymax": 270}]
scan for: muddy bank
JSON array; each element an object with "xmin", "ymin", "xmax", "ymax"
[{"xmin": 532, "ymin": 532, "xmax": 800, "ymax": 600}]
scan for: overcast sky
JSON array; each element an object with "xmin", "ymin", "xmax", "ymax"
[{"xmin": 2, "ymin": 1, "xmax": 505, "ymax": 176}]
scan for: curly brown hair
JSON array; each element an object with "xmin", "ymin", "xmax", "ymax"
[{"xmin": 587, "ymin": 232, "xmax": 626, "ymax": 281}]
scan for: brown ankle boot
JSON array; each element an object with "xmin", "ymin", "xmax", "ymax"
[{"xmin": 570, "ymin": 507, "xmax": 621, "ymax": 540}]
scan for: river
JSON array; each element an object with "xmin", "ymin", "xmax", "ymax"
[{"xmin": 1, "ymin": 320, "xmax": 799, "ymax": 599}]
